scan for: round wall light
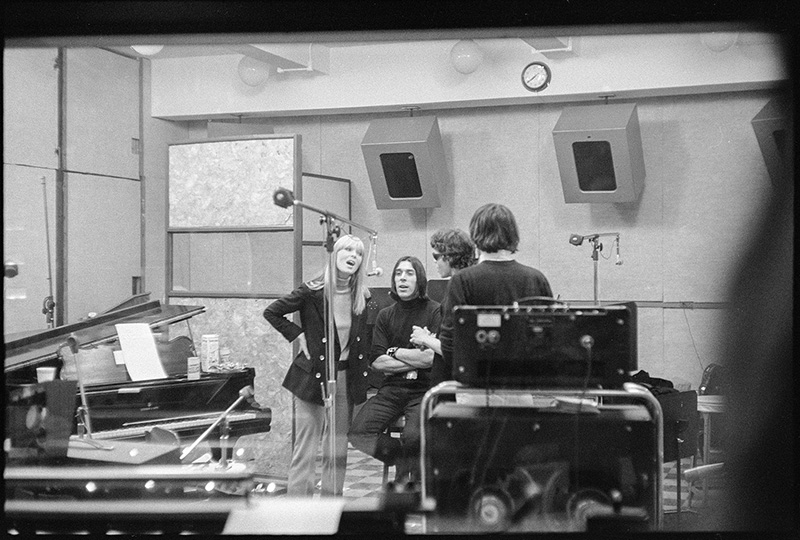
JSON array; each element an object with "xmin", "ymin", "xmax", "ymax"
[
  {"xmin": 701, "ymin": 32, "xmax": 738, "ymax": 52},
  {"xmin": 238, "ymin": 56, "xmax": 270, "ymax": 87},
  {"xmin": 130, "ymin": 45, "xmax": 164, "ymax": 56},
  {"xmin": 450, "ymin": 39, "xmax": 483, "ymax": 74}
]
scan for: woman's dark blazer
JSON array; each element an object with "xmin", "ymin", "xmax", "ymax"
[{"xmin": 263, "ymin": 283, "xmax": 371, "ymax": 406}]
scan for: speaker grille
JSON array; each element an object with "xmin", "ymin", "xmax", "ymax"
[
  {"xmin": 380, "ymin": 152, "xmax": 423, "ymax": 198},
  {"xmin": 361, "ymin": 116, "xmax": 447, "ymax": 209},
  {"xmin": 572, "ymin": 141, "xmax": 617, "ymax": 192}
]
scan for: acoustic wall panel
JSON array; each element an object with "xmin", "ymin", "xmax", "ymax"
[
  {"xmin": 553, "ymin": 103, "xmax": 645, "ymax": 203},
  {"xmin": 361, "ymin": 116, "xmax": 447, "ymax": 209}
]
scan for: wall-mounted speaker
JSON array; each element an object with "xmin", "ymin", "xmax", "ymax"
[
  {"xmin": 751, "ymin": 97, "xmax": 793, "ymax": 187},
  {"xmin": 361, "ymin": 116, "xmax": 447, "ymax": 209},
  {"xmin": 553, "ymin": 103, "xmax": 645, "ymax": 204}
]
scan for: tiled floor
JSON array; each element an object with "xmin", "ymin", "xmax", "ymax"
[{"xmin": 341, "ymin": 445, "xmax": 390, "ymax": 500}]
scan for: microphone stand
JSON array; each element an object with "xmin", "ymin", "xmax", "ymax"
[
  {"xmin": 60, "ymin": 335, "xmax": 114, "ymax": 450},
  {"xmin": 274, "ymin": 188, "xmax": 377, "ymax": 491},
  {"xmin": 41, "ymin": 176, "xmax": 56, "ymax": 328},
  {"xmin": 180, "ymin": 386, "xmax": 254, "ymax": 466},
  {"xmin": 575, "ymin": 232, "xmax": 620, "ymax": 305}
]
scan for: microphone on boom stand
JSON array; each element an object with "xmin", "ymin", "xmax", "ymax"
[
  {"xmin": 273, "ymin": 187, "xmax": 295, "ymax": 208},
  {"xmin": 180, "ymin": 385, "xmax": 255, "ymax": 464}
]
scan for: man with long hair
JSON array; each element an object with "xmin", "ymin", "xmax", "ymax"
[
  {"xmin": 349, "ymin": 256, "xmax": 441, "ymax": 484},
  {"xmin": 438, "ymin": 203, "xmax": 553, "ymax": 381}
]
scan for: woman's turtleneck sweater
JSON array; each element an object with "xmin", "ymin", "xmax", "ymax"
[{"xmin": 333, "ymin": 286, "xmax": 353, "ymax": 360}]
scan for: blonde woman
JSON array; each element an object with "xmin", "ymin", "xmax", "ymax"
[{"xmin": 264, "ymin": 234, "xmax": 372, "ymax": 496}]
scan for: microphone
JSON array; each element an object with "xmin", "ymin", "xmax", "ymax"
[
  {"xmin": 615, "ymin": 236, "xmax": 623, "ymax": 266},
  {"xmin": 366, "ymin": 234, "xmax": 382, "ymax": 276},
  {"xmin": 240, "ymin": 384, "xmax": 262, "ymax": 408},
  {"xmin": 4, "ymin": 262, "xmax": 19, "ymax": 278},
  {"xmin": 569, "ymin": 234, "xmax": 584, "ymax": 246},
  {"xmin": 181, "ymin": 385, "xmax": 257, "ymax": 461},
  {"xmin": 273, "ymin": 188, "xmax": 295, "ymax": 208},
  {"xmin": 66, "ymin": 334, "xmax": 80, "ymax": 354}
]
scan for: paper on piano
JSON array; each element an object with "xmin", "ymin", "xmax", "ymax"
[{"xmin": 115, "ymin": 323, "xmax": 167, "ymax": 381}]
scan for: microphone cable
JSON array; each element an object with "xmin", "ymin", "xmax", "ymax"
[{"xmin": 572, "ymin": 335, "xmax": 596, "ymax": 498}]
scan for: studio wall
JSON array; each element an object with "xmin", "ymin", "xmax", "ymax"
[
  {"xmin": 254, "ymin": 90, "xmax": 776, "ymax": 390},
  {"xmin": 142, "ymin": 88, "xmax": 781, "ymax": 478}
]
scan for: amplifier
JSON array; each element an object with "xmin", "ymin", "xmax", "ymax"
[
  {"xmin": 424, "ymin": 401, "xmax": 657, "ymax": 533},
  {"xmin": 452, "ymin": 302, "xmax": 637, "ymax": 388}
]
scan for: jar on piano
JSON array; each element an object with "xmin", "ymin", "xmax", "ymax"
[{"xmin": 200, "ymin": 334, "xmax": 220, "ymax": 371}]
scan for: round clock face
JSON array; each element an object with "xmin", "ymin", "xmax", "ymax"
[{"xmin": 522, "ymin": 61, "xmax": 551, "ymax": 92}]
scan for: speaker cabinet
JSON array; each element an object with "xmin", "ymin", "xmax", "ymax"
[
  {"xmin": 751, "ymin": 97, "xmax": 793, "ymax": 187},
  {"xmin": 425, "ymin": 402, "xmax": 658, "ymax": 533},
  {"xmin": 361, "ymin": 116, "xmax": 447, "ymax": 209},
  {"xmin": 553, "ymin": 103, "xmax": 645, "ymax": 203},
  {"xmin": 452, "ymin": 303, "xmax": 637, "ymax": 389}
]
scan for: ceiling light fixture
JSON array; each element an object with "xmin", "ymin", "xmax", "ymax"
[
  {"xmin": 130, "ymin": 45, "xmax": 164, "ymax": 56},
  {"xmin": 238, "ymin": 56, "xmax": 270, "ymax": 87},
  {"xmin": 701, "ymin": 32, "xmax": 738, "ymax": 52},
  {"xmin": 449, "ymin": 39, "xmax": 483, "ymax": 74}
]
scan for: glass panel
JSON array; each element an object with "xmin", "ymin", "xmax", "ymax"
[
  {"xmin": 171, "ymin": 231, "xmax": 293, "ymax": 294},
  {"xmin": 302, "ymin": 244, "xmax": 327, "ymax": 282},
  {"xmin": 168, "ymin": 137, "xmax": 295, "ymax": 228},
  {"xmin": 301, "ymin": 174, "xmax": 350, "ymax": 243}
]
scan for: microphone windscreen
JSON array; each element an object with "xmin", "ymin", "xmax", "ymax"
[
  {"xmin": 240, "ymin": 385, "xmax": 255, "ymax": 398},
  {"xmin": 273, "ymin": 188, "xmax": 295, "ymax": 208},
  {"xmin": 569, "ymin": 234, "xmax": 584, "ymax": 246}
]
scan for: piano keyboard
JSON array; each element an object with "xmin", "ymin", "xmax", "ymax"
[{"xmin": 85, "ymin": 411, "xmax": 260, "ymax": 441}]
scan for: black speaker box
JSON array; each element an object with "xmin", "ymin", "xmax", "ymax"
[
  {"xmin": 425, "ymin": 402, "xmax": 658, "ymax": 533},
  {"xmin": 361, "ymin": 116, "xmax": 447, "ymax": 209},
  {"xmin": 425, "ymin": 402, "xmax": 658, "ymax": 532},
  {"xmin": 553, "ymin": 103, "xmax": 646, "ymax": 203}
]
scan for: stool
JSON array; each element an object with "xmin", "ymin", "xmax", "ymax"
[{"xmin": 381, "ymin": 415, "xmax": 406, "ymax": 485}]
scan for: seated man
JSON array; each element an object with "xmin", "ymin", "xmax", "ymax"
[{"xmin": 348, "ymin": 256, "xmax": 441, "ymax": 484}]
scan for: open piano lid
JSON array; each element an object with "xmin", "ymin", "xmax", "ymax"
[{"xmin": 4, "ymin": 298, "xmax": 205, "ymax": 373}]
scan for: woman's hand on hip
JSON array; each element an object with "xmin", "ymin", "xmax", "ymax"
[{"xmin": 295, "ymin": 332, "xmax": 310, "ymax": 358}]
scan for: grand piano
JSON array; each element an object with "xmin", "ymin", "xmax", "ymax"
[{"xmin": 4, "ymin": 296, "xmax": 271, "ymax": 465}]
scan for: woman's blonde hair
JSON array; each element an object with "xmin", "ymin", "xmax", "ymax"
[{"xmin": 306, "ymin": 234, "xmax": 371, "ymax": 314}]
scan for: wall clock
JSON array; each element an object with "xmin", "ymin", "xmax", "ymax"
[{"xmin": 522, "ymin": 61, "xmax": 551, "ymax": 92}]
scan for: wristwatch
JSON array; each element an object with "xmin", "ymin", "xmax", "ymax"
[{"xmin": 386, "ymin": 347, "xmax": 399, "ymax": 358}]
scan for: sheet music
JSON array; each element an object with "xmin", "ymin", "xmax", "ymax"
[{"xmin": 115, "ymin": 323, "xmax": 167, "ymax": 381}]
